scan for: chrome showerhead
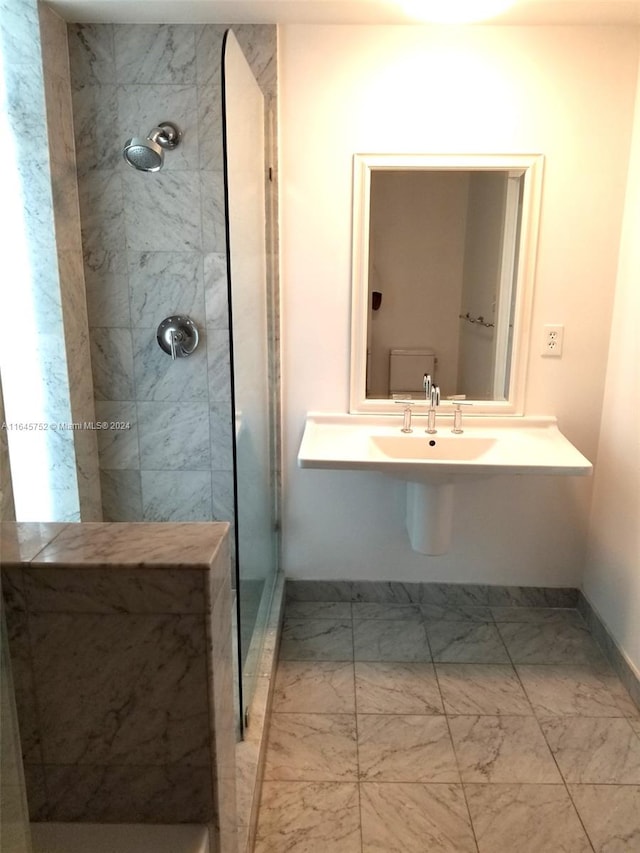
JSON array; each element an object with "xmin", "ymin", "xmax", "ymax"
[{"xmin": 122, "ymin": 121, "xmax": 181, "ymax": 172}]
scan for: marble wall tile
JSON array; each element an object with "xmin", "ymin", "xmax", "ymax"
[
  {"xmin": 99, "ymin": 469, "xmax": 143, "ymax": 521},
  {"xmin": 254, "ymin": 781, "xmax": 361, "ymax": 853},
  {"xmin": 113, "ymin": 25, "xmax": 197, "ymax": 85},
  {"xmin": 128, "ymin": 250, "xmax": 205, "ymax": 326},
  {"xmin": 206, "ymin": 569, "xmax": 237, "ymax": 853},
  {"xmin": 209, "ymin": 401, "xmax": 234, "ymax": 470},
  {"xmin": 4, "ymin": 67, "xmax": 50, "ymax": 146},
  {"xmin": 117, "ymin": 84, "xmax": 199, "ymax": 171},
  {"xmin": 38, "ymin": 3, "xmax": 70, "ymax": 81},
  {"xmin": 578, "ymin": 592, "xmax": 640, "ymax": 712},
  {"xmin": 78, "ymin": 170, "xmax": 126, "ymax": 253},
  {"xmin": 465, "ymin": 783, "xmax": 591, "ymax": 853},
  {"xmin": 351, "ymin": 581, "xmax": 424, "ymax": 604},
  {"xmin": 436, "ymin": 664, "xmax": 532, "ymax": 716},
  {"xmin": 137, "ymin": 401, "xmax": 210, "ymax": 469},
  {"xmin": 201, "ymin": 170, "xmax": 227, "ymax": 253},
  {"xmin": 211, "ymin": 468, "xmax": 235, "ymax": 521},
  {"xmin": 84, "ymin": 249, "xmax": 131, "ymax": 327},
  {"xmin": 273, "ymin": 661, "xmax": 356, "ymax": 714},
  {"xmin": 360, "ymin": 782, "xmax": 476, "ymax": 853},
  {"xmin": 568, "ymin": 785, "xmax": 640, "ymax": 852},
  {"xmin": 198, "ymin": 82, "xmax": 224, "ymax": 170},
  {"xmin": 539, "ymin": 716, "xmax": 640, "ymax": 783},
  {"xmin": 94, "ymin": 401, "xmax": 139, "ymax": 468},
  {"xmin": 449, "ymin": 715, "xmax": 561, "ymax": 783},
  {"xmin": 43, "ymin": 76, "xmax": 76, "ymax": 171},
  {"xmin": 21, "ymin": 567, "xmax": 206, "ymax": 614},
  {"xmin": 488, "ymin": 586, "xmax": 579, "ymax": 608},
  {"xmin": 207, "ymin": 331, "xmax": 232, "ymax": 401},
  {"xmin": 204, "ymin": 252, "xmax": 229, "ymax": 328},
  {"xmin": 1, "ymin": 569, "xmax": 24, "ymax": 611},
  {"xmin": 285, "ymin": 580, "xmax": 354, "ymax": 603},
  {"xmin": 67, "ymin": 24, "xmax": 116, "ymax": 90},
  {"xmin": 423, "ymin": 604, "xmax": 493, "ymax": 622},
  {"xmin": 123, "ymin": 171, "xmax": 203, "ymax": 252},
  {"xmin": 90, "ymin": 327, "xmax": 135, "ymax": 400},
  {"xmin": 141, "ymin": 470, "xmax": 213, "ymax": 521},
  {"xmin": 195, "ymin": 25, "xmax": 225, "ymax": 88},
  {"xmin": 1, "ymin": 0, "xmax": 41, "ymax": 65},
  {"xmin": 72, "ymin": 84, "xmax": 120, "ymax": 176},
  {"xmin": 491, "ymin": 606, "xmax": 584, "ymax": 625},
  {"xmin": 422, "ymin": 583, "xmax": 491, "ymax": 607},
  {"xmin": 357, "ymin": 714, "xmax": 458, "ymax": 783},
  {"xmin": 22, "ymin": 764, "xmax": 47, "ymax": 822},
  {"xmin": 42, "ymin": 762, "xmax": 213, "ymax": 822},
  {"xmin": 30, "ymin": 612, "xmax": 210, "ymax": 766},
  {"xmin": 133, "ymin": 328, "xmax": 209, "ymax": 402},
  {"xmin": 233, "ymin": 25, "xmax": 278, "ymax": 99},
  {"xmin": 4, "ymin": 609, "xmax": 42, "ymax": 764}
]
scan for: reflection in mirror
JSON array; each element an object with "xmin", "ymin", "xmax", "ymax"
[{"xmin": 350, "ymin": 154, "xmax": 543, "ymax": 415}]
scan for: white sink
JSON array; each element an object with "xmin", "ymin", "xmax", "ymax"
[
  {"xmin": 298, "ymin": 414, "xmax": 592, "ymax": 555},
  {"xmin": 298, "ymin": 413, "xmax": 592, "ymax": 484}
]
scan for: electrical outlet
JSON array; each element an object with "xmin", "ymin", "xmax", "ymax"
[{"xmin": 542, "ymin": 324, "xmax": 564, "ymax": 357}]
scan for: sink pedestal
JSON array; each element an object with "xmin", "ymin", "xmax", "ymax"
[{"xmin": 406, "ymin": 482, "xmax": 455, "ymax": 555}]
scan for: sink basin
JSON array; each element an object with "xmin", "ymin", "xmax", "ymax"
[
  {"xmin": 298, "ymin": 413, "xmax": 591, "ymax": 555},
  {"xmin": 298, "ymin": 413, "xmax": 592, "ymax": 484},
  {"xmin": 370, "ymin": 434, "xmax": 497, "ymax": 462}
]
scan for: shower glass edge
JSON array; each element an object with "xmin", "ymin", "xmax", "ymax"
[{"xmin": 221, "ymin": 29, "xmax": 279, "ymax": 736}]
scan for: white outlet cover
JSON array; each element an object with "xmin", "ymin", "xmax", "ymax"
[{"xmin": 542, "ymin": 324, "xmax": 564, "ymax": 357}]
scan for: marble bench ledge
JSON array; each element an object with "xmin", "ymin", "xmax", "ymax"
[{"xmin": 0, "ymin": 521, "xmax": 230, "ymax": 570}]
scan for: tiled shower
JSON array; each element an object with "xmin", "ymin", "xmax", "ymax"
[{"xmin": 65, "ymin": 22, "xmax": 277, "ymax": 525}]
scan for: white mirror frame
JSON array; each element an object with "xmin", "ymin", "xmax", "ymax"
[{"xmin": 349, "ymin": 153, "xmax": 544, "ymax": 416}]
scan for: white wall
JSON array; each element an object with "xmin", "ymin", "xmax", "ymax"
[
  {"xmin": 583, "ymin": 52, "xmax": 640, "ymax": 674},
  {"xmin": 280, "ymin": 25, "xmax": 639, "ymax": 584}
]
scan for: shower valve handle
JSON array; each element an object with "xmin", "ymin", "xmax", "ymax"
[{"xmin": 157, "ymin": 316, "xmax": 199, "ymax": 360}]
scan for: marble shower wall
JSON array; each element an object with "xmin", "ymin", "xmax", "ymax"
[
  {"xmin": 39, "ymin": 4, "xmax": 102, "ymax": 521},
  {"xmin": 0, "ymin": 0, "xmax": 80, "ymax": 521},
  {"xmin": 67, "ymin": 24, "xmax": 278, "ymax": 525}
]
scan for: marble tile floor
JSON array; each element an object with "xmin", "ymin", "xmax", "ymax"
[{"xmin": 254, "ymin": 601, "xmax": 640, "ymax": 852}]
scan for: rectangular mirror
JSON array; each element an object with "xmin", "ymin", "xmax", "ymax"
[{"xmin": 350, "ymin": 153, "xmax": 544, "ymax": 415}]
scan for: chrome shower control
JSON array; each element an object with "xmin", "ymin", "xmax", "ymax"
[{"xmin": 156, "ymin": 316, "xmax": 199, "ymax": 360}]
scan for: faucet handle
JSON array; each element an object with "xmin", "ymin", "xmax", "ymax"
[
  {"xmin": 393, "ymin": 398, "xmax": 414, "ymax": 433},
  {"xmin": 449, "ymin": 398, "xmax": 472, "ymax": 434},
  {"xmin": 430, "ymin": 385, "xmax": 440, "ymax": 407}
]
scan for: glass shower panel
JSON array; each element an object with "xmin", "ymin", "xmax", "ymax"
[{"xmin": 222, "ymin": 30, "xmax": 278, "ymax": 727}]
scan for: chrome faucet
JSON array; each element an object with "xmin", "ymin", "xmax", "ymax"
[
  {"xmin": 423, "ymin": 373, "xmax": 432, "ymax": 400},
  {"xmin": 394, "ymin": 399, "xmax": 414, "ymax": 433},
  {"xmin": 426, "ymin": 384, "xmax": 440, "ymax": 434}
]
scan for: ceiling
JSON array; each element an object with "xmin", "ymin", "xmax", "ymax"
[{"xmin": 47, "ymin": 0, "xmax": 640, "ymax": 25}]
